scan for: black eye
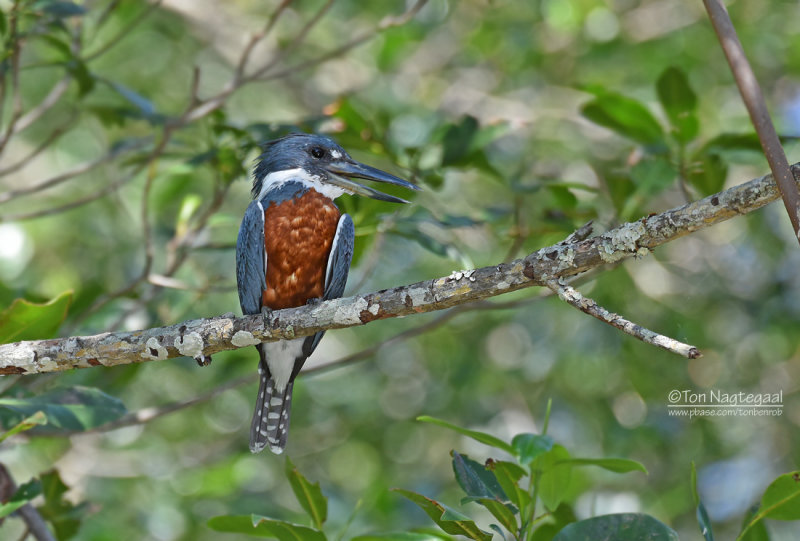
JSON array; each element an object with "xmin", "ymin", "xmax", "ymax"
[{"xmin": 310, "ymin": 147, "xmax": 325, "ymax": 159}]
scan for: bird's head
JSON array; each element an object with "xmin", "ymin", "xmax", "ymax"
[{"xmin": 252, "ymin": 133, "xmax": 419, "ymax": 203}]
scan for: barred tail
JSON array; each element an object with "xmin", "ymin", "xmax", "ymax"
[{"xmin": 250, "ymin": 358, "xmax": 293, "ymax": 454}]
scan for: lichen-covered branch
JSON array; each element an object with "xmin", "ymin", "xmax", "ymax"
[
  {"xmin": 545, "ymin": 279, "xmax": 700, "ymax": 358},
  {"xmin": 0, "ymin": 163, "xmax": 797, "ymax": 375}
]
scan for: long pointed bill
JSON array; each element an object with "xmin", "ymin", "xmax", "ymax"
[
  {"xmin": 326, "ymin": 173, "xmax": 411, "ymax": 204},
  {"xmin": 325, "ymin": 160, "xmax": 420, "ymax": 203}
]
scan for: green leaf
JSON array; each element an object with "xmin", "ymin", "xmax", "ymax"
[
  {"xmin": 392, "ymin": 489, "xmax": 492, "ymax": 541},
  {"xmin": 629, "ymin": 156, "xmax": 677, "ymax": 195},
  {"xmin": 581, "ymin": 92, "xmax": 664, "ymax": 145},
  {"xmin": 441, "ymin": 116, "xmax": 479, "ymax": 166},
  {"xmin": 39, "ymin": 34, "xmax": 72, "ymax": 58},
  {"xmin": 562, "ymin": 457, "xmax": 648, "ymax": 474},
  {"xmin": 38, "ymin": 1, "xmax": 87, "ymax": 17},
  {"xmin": 690, "ymin": 462, "xmax": 714, "ymax": 541},
  {"xmin": 416, "ymin": 416, "xmax": 514, "ymax": 455},
  {"xmin": 0, "ymin": 290, "xmax": 72, "ymax": 344},
  {"xmin": 352, "ymin": 534, "xmax": 451, "ymax": 541},
  {"xmin": 758, "ymin": 471, "xmax": 800, "ymax": 520},
  {"xmin": 452, "ymin": 451, "xmax": 507, "ymax": 502},
  {"xmin": 530, "ymin": 504, "xmax": 578, "ymax": 541},
  {"xmin": 553, "ymin": 513, "xmax": 679, "ymax": 540},
  {"xmin": 0, "ymin": 386, "xmax": 127, "ymax": 432},
  {"xmin": 534, "ymin": 445, "xmax": 572, "ymax": 511},
  {"xmin": 476, "ymin": 498, "xmax": 517, "ymax": 534},
  {"xmin": 511, "ymin": 433, "xmax": 553, "ymax": 466},
  {"xmin": 691, "ymin": 462, "xmax": 700, "ymax": 506},
  {"xmin": 697, "ymin": 501, "xmax": 714, "ymax": 541},
  {"xmin": 702, "ymin": 133, "xmax": 763, "ymax": 153},
  {"xmin": 38, "ymin": 470, "xmax": 88, "ymax": 540},
  {"xmin": 65, "ymin": 59, "xmax": 94, "ymax": 97},
  {"xmin": 738, "ymin": 506, "xmax": 769, "ymax": 541},
  {"xmin": 487, "ymin": 460, "xmax": 530, "ymax": 512},
  {"xmin": 656, "ymin": 66, "xmax": 698, "ymax": 142},
  {"xmin": 688, "ymin": 151, "xmax": 728, "ymax": 196},
  {"xmin": 0, "ymin": 410, "xmax": 47, "ymax": 443},
  {"xmin": 207, "ymin": 514, "xmax": 327, "ymax": 540},
  {"xmin": 656, "ymin": 67, "xmax": 697, "ymax": 117},
  {"xmin": 106, "ymin": 81, "xmax": 161, "ymax": 122},
  {"xmin": 285, "ymin": 457, "xmax": 328, "ymax": 529},
  {"xmin": 0, "ymin": 478, "xmax": 42, "ymax": 519}
]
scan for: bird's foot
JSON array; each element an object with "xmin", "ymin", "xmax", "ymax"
[
  {"xmin": 194, "ymin": 354, "xmax": 212, "ymax": 367},
  {"xmin": 306, "ymin": 297, "xmax": 323, "ymax": 306}
]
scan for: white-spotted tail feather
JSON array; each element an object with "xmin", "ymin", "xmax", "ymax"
[{"xmin": 250, "ymin": 359, "xmax": 293, "ymax": 454}]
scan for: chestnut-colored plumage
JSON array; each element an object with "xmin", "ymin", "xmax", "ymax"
[{"xmin": 262, "ymin": 189, "xmax": 341, "ymax": 309}]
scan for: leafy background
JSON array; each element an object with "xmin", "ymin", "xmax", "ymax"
[{"xmin": 0, "ymin": 0, "xmax": 799, "ymax": 539}]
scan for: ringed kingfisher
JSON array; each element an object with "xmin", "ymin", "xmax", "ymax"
[{"xmin": 236, "ymin": 133, "xmax": 418, "ymax": 454}]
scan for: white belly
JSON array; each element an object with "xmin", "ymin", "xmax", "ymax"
[{"xmin": 261, "ymin": 338, "xmax": 305, "ymax": 392}]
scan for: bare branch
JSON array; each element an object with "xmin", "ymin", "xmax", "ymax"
[
  {"xmin": 0, "ymin": 118, "xmax": 73, "ymax": 177},
  {"xmin": 244, "ymin": 0, "xmax": 335, "ymax": 82},
  {"xmin": 703, "ymin": 0, "xmax": 800, "ymax": 242},
  {"xmin": 0, "ymin": 2, "xmax": 25, "ymax": 157},
  {"xmin": 1, "ymin": 162, "xmax": 797, "ymax": 374},
  {"xmin": 258, "ymin": 0, "xmax": 429, "ymax": 83},
  {"xmin": 0, "ymin": 139, "xmax": 146, "ymax": 204},
  {"xmin": 0, "ymin": 464, "xmax": 56, "ymax": 541},
  {"xmin": 232, "ymin": 0, "xmax": 294, "ymax": 83},
  {"xmin": 8, "ymin": 76, "xmax": 71, "ymax": 137},
  {"xmin": 545, "ymin": 278, "xmax": 700, "ymax": 358},
  {"xmin": 83, "ymin": 0, "xmax": 163, "ymax": 62}
]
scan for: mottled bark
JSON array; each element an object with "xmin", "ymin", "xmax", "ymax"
[{"xmin": 0, "ymin": 164, "xmax": 797, "ymax": 375}]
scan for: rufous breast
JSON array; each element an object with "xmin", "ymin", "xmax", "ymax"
[{"xmin": 262, "ymin": 189, "xmax": 341, "ymax": 310}]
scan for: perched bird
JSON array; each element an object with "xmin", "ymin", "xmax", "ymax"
[{"xmin": 236, "ymin": 133, "xmax": 418, "ymax": 454}]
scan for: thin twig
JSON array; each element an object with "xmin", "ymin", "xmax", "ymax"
[
  {"xmin": 56, "ymin": 375, "xmax": 253, "ymax": 436},
  {"xmin": 0, "ymin": 139, "xmax": 146, "ymax": 204},
  {"xmin": 93, "ymin": 0, "xmax": 123, "ymax": 31},
  {"xmin": 545, "ymin": 278, "xmax": 700, "ymax": 358},
  {"xmin": 1, "ymin": 169, "xmax": 136, "ymax": 222},
  {"xmin": 8, "ymin": 76, "xmax": 71, "ymax": 137},
  {"xmin": 256, "ymin": 0, "xmax": 428, "ymax": 83},
  {"xmin": 0, "ymin": 118, "xmax": 73, "ymax": 177},
  {"xmin": 83, "ymin": 0, "xmax": 163, "ymax": 62},
  {"xmin": 703, "ymin": 0, "xmax": 800, "ymax": 243},
  {"xmin": 0, "ymin": 464, "xmax": 56, "ymax": 541},
  {"xmin": 244, "ymin": 0, "xmax": 335, "ymax": 81},
  {"xmin": 232, "ymin": 0, "xmax": 294, "ymax": 83},
  {"xmin": 0, "ymin": 2, "xmax": 24, "ymax": 158}
]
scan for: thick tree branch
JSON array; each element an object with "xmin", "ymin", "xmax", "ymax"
[{"xmin": 1, "ymin": 163, "xmax": 798, "ymax": 374}]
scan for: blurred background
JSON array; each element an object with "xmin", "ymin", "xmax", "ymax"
[{"xmin": 0, "ymin": 0, "xmax": 798, "ymax": 539}]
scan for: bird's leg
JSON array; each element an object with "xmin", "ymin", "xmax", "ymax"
[{"xmin": 305, "ymin": 297, "xmax": 323, "ymax": 306}]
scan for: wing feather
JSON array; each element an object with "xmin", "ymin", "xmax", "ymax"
[
  {"xmin": 236, "ymin": 200, "xmax": 267, "ymax": 316},
  {"xmin": 299, "ymin": 214, "xmax": 355, "ymax": 361}
]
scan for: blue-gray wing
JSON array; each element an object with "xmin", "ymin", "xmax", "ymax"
[
  {"xmin": 324, "ymin": 214, "xmax": 355, "ymax": 301},
  {"xmin": 236, "ymin": 200, "xmax": 266, "ymax": 316},
  {"xmin": 300, "ymin": 214, "xmax": 355, "ymax": 358}
]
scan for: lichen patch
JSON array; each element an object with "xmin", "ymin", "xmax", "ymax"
[
  {"xmin": 232, "ymin": 330, "xmax": 261, "ymax": 347},
  {"xmin": 175, "ymin": 332, "xmax": 204, "ymax": 358}
]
